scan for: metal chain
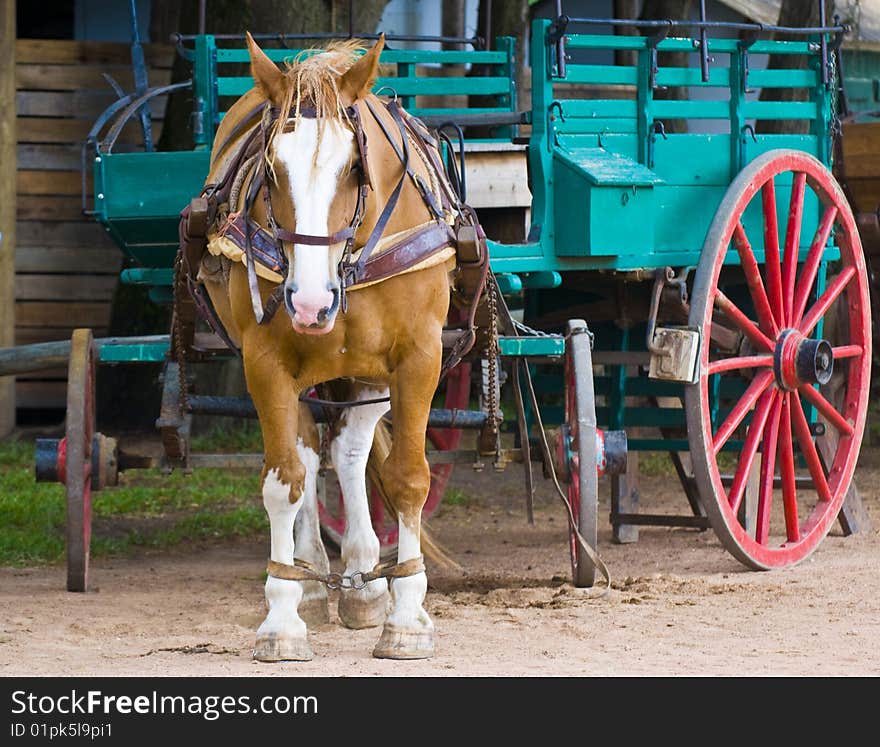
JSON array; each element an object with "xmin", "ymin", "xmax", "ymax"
[
  {"xmin": 486, "ymin": 277, "xmax": 502, "ymax": 437},
  {"xmin": 171, "ymin": 252, "xmax": 190, "ymax": 416}
]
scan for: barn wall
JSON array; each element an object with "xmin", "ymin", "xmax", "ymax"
[{"xmin": 13, "ymin": 38, "xmax": 172, "ymax": 410}]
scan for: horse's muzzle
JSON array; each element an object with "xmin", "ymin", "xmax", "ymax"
[{"xmin": 285, "ymin": 283, "xmax": 340, "ymax": 334}]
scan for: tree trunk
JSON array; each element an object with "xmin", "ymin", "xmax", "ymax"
[
  {"xmin": 641, "ymin": 0, "xmax": 694, "ymax": 134},
  {"xmin": 756, "ymin": 0, "xmax": 835, "ymax": 134},
  {"xmin": 154, "ymin": 0, "xmax": 391, "ymax": 152}
]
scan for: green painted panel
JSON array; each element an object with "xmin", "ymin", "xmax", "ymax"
[
  {"xmin": 498, "ymin": 336, "xmax": 565, "ymax": 357},
  {"xmin": 743, "ymin": 100, "xmax": 818, "ymax": 120},
  {"xmin": 652, "ymin": 99, "xmax": 730, "ymax": 119},
  {"xmin": 562, "ymin": 64, "xmax": 637, "ymax": 86},
  {"xmin": 749, "ymin": 68, "xmax": 818, "ymax": 88},
  {"xmin": 99, "ymin": 341, "xmax": 170, "ymax": 363},
  {"xmin": 555, "ymin": 118, "xmax": 638, "ymax": 135},
  {"xmin": 557, "ymin": 100, "xmax": 637, "ymax": 119},
  {"xmin": 554, "ymin": 147, "xmax": 662, "ymax": 186},
  {"xmin": 99, "ymin": 151, "xmax": 209, "ymax": 219},
  {"xmin": 650, "ymin": 135, "xmax": 732, "ymax": 185},
  {"xmin": 655, "ymin": 66, "xmax": 731, "ymax": 87}
]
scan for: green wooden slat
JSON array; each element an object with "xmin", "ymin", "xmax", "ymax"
[
  {"xmin": 555, "ymin": 117, "xmax": 638, "ymax": 134},
  {"xmin": 563, "ymin": 35, "xmax": 814, "ymax": 55},
  {"xmin": 743, "ymin": 100, "xmax": 817, "ymax": 119},
  {"xmin": 558, "ymin": 99, "xmax": 637, "ymax": 119},
  {"xmin": 374, "ymin": 76, "xmax": 511, "ymax": 96},
  {"xmin": 748, "ymin": 68, "xmax": 818, "ymax": 88},
  {"xmin": 655, "ymin": 66, "xmax": 731, "ymax": 87},
  {"xmin": 215, "ymin": 47, "xmax": 509, "ymax": 65},
  {"xmin": 652, "ymin": 99, "xmax": 730, "ymax": 119},
  {"xmin": 217, "ymin": 74, "xmax": 512, "ymax": 97},
  {"xmin": 561, "ymin": 64, "xmax": 638, "ymax": 86}
]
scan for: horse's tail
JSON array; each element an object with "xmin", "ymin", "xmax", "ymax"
[{"xmin": 367, "ymin": 419, "xmax": 462, "ymax": 571}]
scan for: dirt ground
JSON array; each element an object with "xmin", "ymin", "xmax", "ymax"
[{"xmin": 2, "ymin": 442, "xmax": 880, "ymax": 678}]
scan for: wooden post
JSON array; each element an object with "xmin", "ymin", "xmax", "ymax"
[{"xmin": 0, "ymin": 2, "xmax": 16, "ymax": 437}]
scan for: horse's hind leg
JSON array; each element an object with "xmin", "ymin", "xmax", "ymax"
[
  {"xmin": 331, "ymin": 386, "xmax": 391, "ymax": 629},
  {"xmin": 294, "ymin": 407, "xmax": 330, "ymax": 627}
]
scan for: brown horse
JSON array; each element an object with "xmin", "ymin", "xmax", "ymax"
[{"xmin": 195, "ymin": 34, "xmax": 464, "ymax": 660}]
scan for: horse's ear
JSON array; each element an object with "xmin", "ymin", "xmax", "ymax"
[
  {"xmin": 246, "ymin": 31, "xmax": 286, "ymax": 105},
  {"xmin": 339, "ymin": 34, "xmax": 385, "ymax": 104}
]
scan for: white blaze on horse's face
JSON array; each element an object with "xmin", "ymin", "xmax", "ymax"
[{"xmin": 274, "ymin": 117, "xmax": 355, "ymax": 335}]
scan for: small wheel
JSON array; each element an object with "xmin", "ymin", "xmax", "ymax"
[
  {"xmin": 318, "ymin": 361, "xmax": 471, "ymax": 555},
  {"xmin": 686, "ymin": 149, "xmax": 871, "ymax": 569},
  {"xmin": 65, "ymin": 329, "xmax": 97, "ymax": 592},
  {"xmin": 561, "ymin": 319, "xmax": 599, "ymax": 587}
]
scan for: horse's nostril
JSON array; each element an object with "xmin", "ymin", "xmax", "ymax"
[{"xmin": 317, "ymin": 306, "xmax": 331, "ymax": 323}]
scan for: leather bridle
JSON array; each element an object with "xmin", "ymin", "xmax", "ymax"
[{"xmin": 243, "ymin": 97, "xmax": 426, "ymax": 325}]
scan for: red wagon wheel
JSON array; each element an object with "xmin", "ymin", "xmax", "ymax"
[
  {"xmin": 318, "ymin": 361, "xmax": 471, "ymax": 556},
  {"xmin": 65, "ymin": 329, "xmax": 97, "ymax": 592},
  {"xmin": 685, "ymin": 149, "xmax": 871, "ymax": 570},
  {"xmin": 559, "ymin": 319, "xmax": 599, "ymax": 587}
]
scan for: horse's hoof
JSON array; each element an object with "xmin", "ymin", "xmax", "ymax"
[
  {"xmin": 372, "ymin": 624, "xmax": 435, "ymax": 660},
  {"xmin": 298, "ymin": 596, "xmax": 330, "ymax": 627},
  {"xmin": 338, "ymin": 590, "xmax": 388, "ymax": 630},
  {"xmin": 253, "ymin": 633, "xmax": 313, "ymax": 662}
]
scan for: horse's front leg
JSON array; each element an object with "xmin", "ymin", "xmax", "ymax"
[
  {"xmin": 372, "ymin": 354, "xmax": 441, "ymax": 660},
  {"xmin": 246, "ymin": 357, "xmax": 313, "ymax": 662},
  {"xmin": 331, "ymin": 386, "xmax": 392, "ymax": 629},
  {"xmin": 294, "ymin": 406, "xmax": 331, "ymax": 626}
]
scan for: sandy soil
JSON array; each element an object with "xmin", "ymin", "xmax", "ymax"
[{"xmin": 2, "ymin": 444, "xmax": 880, "ymax": 678}]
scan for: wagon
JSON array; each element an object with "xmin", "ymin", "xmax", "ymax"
[{"xmin": 11, "ymin": 2, "xmax": 872, "ymax": 592}]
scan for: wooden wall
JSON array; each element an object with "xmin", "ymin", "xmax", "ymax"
[{"xmin": 13, "ymin": 39, "xmax": 172, "ymax": 410}]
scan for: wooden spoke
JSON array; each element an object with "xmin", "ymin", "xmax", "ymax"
[
  {"xmin": 755, "ymin": 393, "xmax": 782, "ymax": 544},
  {"xmin": 714, "ymin": 290, "xmax": 774, "ymax": 352},
  {"xmin": 798, "ymin": 265, "xmax": 855, "ymax": 337},
  {"xmin": 761, "ymin": 178, "xmax": 785, "ymax": 327},
  {"xmin": 792, "ymin": 205, "xmax": 837, "ymax": 325},
  {"xmin": 733, "ymin": 222, "xmax": 779, "ymax": 337},
  {"xmin": 778, "ymin": 393, "xmax": 801, "ymax": 543},
  {"xmin": 712, "ymin": 369, "xmax": 774, "ymax": 454},
  {"xmin": 781, "ymin": 171, "xmax": 807, "ymax": 325},
  {"xmin": 728, "ymin": 388, "xmax": 778, "ymax": 515},
  {"xmin": 798, "ymin": 383, "xmax": 854, "ymax": 437}
]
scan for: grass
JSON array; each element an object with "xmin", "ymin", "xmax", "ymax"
[{"xmin": 0, "ymin": 434, "xmax": 265, "ymax": 568}]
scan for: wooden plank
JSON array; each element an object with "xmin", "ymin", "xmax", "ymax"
[
  {"xmin": 15, "ymin": 39, "xmax": 174, "ymax": 67},
  {"xmin": 17, "ymin": 195, "xmax": 86, "ymax": 222},
  {"xmin": 845, "ymin": 178, "xmax": 880, "ymax": 215},
  {"xmin": 16, "ymin": 220, "xmax": 112, "ymax": 247},
  {"xmin": 16, "ymin": 274, "xmax": 119, "ymax": 301},
  {"xmin": 15, "ymin": 245, "xmax": 121, "ymax": 273},
  {"xmin": 15, "ymin": 326, "xmax": 109, "ymax": 346},
  {"xmin": 15, "ymin": 380, "xmax": 67, "ymax": 410},
  {"xmin": 17, "ymin": 170, "xmax": 87, "ymax": 195},
  {"xmin": 16, "ymin": 116, "xmax": 164, "ymax": 145},
  {"xmin": 464, "ymin": 151, "xmax": 531, "ymax": 209},
  {"xmin": 15, "ymin": 90, "xmax": 165, "ymax": 119},
  {"xmin": 16, "ymin": 301, "xmax": 112, "ymax": 328},
  {"xmin": 17, "ymin": 143, "xmax": 81, "ymax": 171},
  {"xmin": 841, "ymin": 121, "xmax": 880, "ymax": 180},
  {"xmin": 16, "ymin": 64, "xmax": 172, "ymax": 92},
  {"xmin": 0, "ymin": 2, "xmax": 15, "ymax": 433}
]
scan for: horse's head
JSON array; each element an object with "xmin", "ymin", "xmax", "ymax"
[{"xmin": 246, "ymin": 32, "xmax": 384, "ymax": 335}]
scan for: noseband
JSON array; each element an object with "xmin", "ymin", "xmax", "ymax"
[{"xmin": 243, "ymin": 98, "xmax": 423, "ymax": 324}]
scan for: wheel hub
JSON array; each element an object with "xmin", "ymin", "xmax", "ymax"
[{"xmin": 773, "ymin": 329, "xmax": 834, "ymax": 391}]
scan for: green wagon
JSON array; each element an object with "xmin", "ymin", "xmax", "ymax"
[{"xmin": 18, "ymin": 5, "xmax": 872, "ymax": 591}]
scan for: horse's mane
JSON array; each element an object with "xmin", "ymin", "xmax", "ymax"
[{"xmin": 267, "ymin": 40, "xmax": 366, "ymax": 146}]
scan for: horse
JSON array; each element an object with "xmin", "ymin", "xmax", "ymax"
[{"xmin": 185, "ymin": 32, "xmax": 481, "ymax": 661}]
